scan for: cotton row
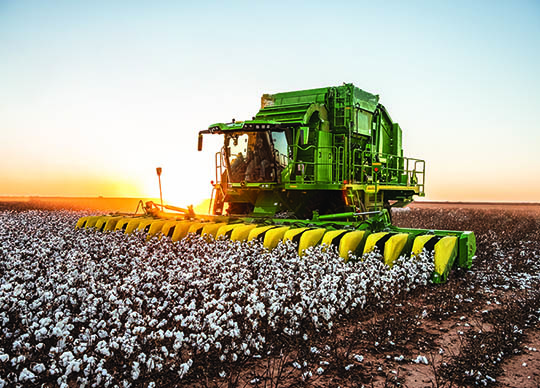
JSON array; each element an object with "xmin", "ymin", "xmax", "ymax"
[{"xmin": 0, "ymin": 210, "xmax": 433, "ymax": 387}]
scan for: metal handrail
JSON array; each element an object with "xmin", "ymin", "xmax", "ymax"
[
  {"xmin": 214, "ymin": 139, "xmax": 425, "ymax": 194},
  {"xmin": 288, "ymin": 144, "xmax": 343, "ymax": 184},
  {"xmin": 286, "ymin": 145, "xmax": 425, "ymax": 193}
]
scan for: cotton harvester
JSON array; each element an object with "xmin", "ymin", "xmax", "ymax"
[{"xmin": 76, "ymin": 83, "xmax": 475, "ymax": 283}]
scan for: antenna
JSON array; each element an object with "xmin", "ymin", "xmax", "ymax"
[{"xmin": 156, "ymin": 167, "xmax": 163, "ymax": 212}]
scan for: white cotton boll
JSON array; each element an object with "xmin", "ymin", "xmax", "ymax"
[
  {"xmin": 353, "ymin": 354, "xmax": 364, "ymax": 362},
  {"xmin": 71, "ymin": 360, "xmax": 81, "ymax": 373},
  {"xmin": 35, "ymin": 326, "xmax": 48, "ymax": 341},
  {"xmin": 49, "ymin": 363, "xmax": 60, "ymax": 375},
  {"xmin": 98, "ymin": 329, "xmax": 108, "ymax": 339},
  {"xmin": 173, "ymin": 339, "xmax": 182, "ymax": 352},
  {"xmin": 96, "ymin": 341, "xmax": 111, "ymax": 357},
  {"xmin": 177, "ymin": 359, "xmax": 193, "ymax": 379},
  {"xmin": 19, "ymin": 368, "xmax": 36, "ymax": 382},
  {"xmin": 132, "ymin": 361, "xmax": 140, "ymax": 380},
  {"xmin": 12, "ymin": 354, "xmax": 26, "ymax": 366},
  {"xmin": 0, "ymin": 354, "xmax": 8, "ymax": 363},
  {"xmin": 413, "ymin": 355, "xmax": 429, "ymax": 365},
  {"xmin": 302, "ymin": 370, "xmax": 312, "ymax": 381}
]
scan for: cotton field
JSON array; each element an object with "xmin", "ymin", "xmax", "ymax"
[
  {"xmin": 0, "ymin": 209, "xmax": 437, "ymax": 387},
  {"xmin": 2, "ymin": 203, "xmax": 540, "ymax": 387}
]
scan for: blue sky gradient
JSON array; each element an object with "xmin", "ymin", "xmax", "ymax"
[{"xmin": 1, "ymin": 1, "xmax": 539, "ymax": 203}]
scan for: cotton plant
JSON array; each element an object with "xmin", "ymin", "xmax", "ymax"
[{"xmin": 0, "ymin": 210, "xmax": 435, "ymax": 386}]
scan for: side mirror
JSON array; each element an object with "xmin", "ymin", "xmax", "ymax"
[{"xmin": 197, "ymin": 134, "xmax": 203, "ymax": 151}]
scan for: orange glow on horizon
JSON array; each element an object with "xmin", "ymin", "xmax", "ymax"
[
  {"xmin": 3, "ymin": 167, "xmax": 540, "ymax": 204},
  {"xmin": 0, "ymin": 172, "xmax": 144, "ymax": 198}
]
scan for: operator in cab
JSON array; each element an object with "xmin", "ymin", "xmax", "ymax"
[{"xmin": 245, "ymin": 135, "xmax": 273, "ymax": 182}]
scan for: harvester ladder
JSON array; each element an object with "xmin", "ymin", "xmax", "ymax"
[
  {"xmin": 215, "ymin": 151, "xmax": 224, "ymax": 184},
  {"xmin": 344, "ymin": 189, "xmax": 366, "ymax": 213},
  {"xmin": 332, "ymin": 88, "xmax": 347, "ymax": 128},
  {"xmin": 333, "ymin": 138, "xmax": 346, "ymax": 183},
  {"xmin": 209, "ymin": 151, "xmax": 226, "ymax": 214}
]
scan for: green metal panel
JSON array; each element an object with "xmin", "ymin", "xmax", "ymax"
[
  {"xmin": 354, "ymin": 109, "xmax": 372, "ymax": 136},
  {"xmin": 315, "ymin": 131, "xmax": 333, "ymax": 183},
  {"xmin": 261, "ymin": 87, "xmax": 328, "ymax": 107},
  {"xmin": 255, "ymin": 103, "xmax": 313, "ymax": 123},
  {"xmin": 253, "ymin": 191, "xmax": 280, "ymax": 216},
  {"xmin": 258, "ymin": 84, "xmax": 380, "ymax": 134},
  {"xmin": 392, "ymin": 123, "xmax": 403, "ymax": 158},
  {"xmin": 352, "ymin": 86, "xmax": 379, "ymax": 112}
]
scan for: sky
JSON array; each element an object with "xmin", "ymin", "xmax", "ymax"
[{"xmin": 1, "ymin": 0, "xmax": 539, "ymax": 205}]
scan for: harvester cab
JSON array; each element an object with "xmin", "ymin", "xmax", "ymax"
[{"xmin": 77, "ymin": 83, "xmax": 476, "ymax": 283}]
